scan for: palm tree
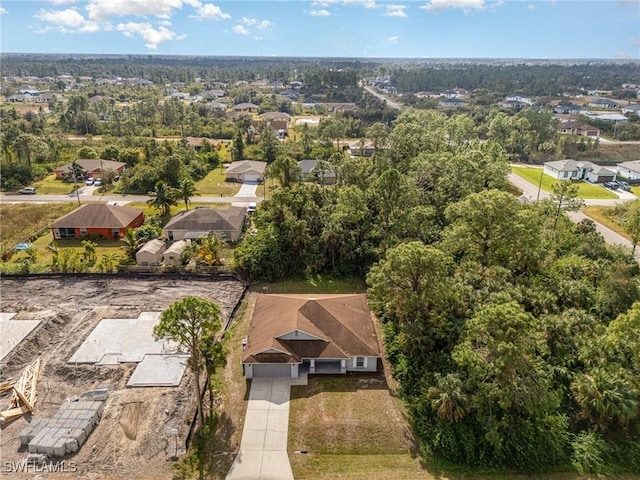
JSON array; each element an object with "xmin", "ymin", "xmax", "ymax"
[
  {"xmin": 147, "ymin": 180, "xmax": 177, "ymax": 216},
  {"xmin": 571, "ymin": 367, "xmax": 639, "ymax": 431},
  {"xmin": 427, "ymin": 374, "xmax": 469, "ymax": 423},
  {"xmin": 177, "ymin": 178, "xmax": 199, "ymax": 211},
  {"xmin": 121, "ymin": 228, "xmax": 145, "ymax": 262}
]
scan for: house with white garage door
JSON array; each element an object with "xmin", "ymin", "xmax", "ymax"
[
  {"xmin": 225, "ymin": 160, "xmax": 267, "ymax": 182},
  {"xmin": 242, "ymin": 294, "xmax": 381, "ymax": 379}
]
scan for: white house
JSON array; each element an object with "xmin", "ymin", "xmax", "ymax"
[
  {"xmin": 505, "ymin": 94, "xmax": 533, "ymax": 105},
  {"xmin": 544, "ymin": 159, "xmax": 615, "ymax": 184},
  {"xmin": 225, "ymin": 160, "xmax": 267, "ymax": 182},
  {"xmin": 617, "ymin": 161, "xmax": 640, "ymax": 180}
]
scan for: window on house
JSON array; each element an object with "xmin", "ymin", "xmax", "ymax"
[
  {"xmin": 80, "ymin": 228, "xmax": 87, "ymax": 237},
  {"xmin": 112, "ymin": 228, "xmax": 120, "ymax": 238},
  {"xmin": 563, "ymin": 172, "xmax": 568, "ymax": 178},
  {"xmin": 356, "ymin": 357, "xmax": 364, "ymax": 368},
  {"xmin": 168, "ymin": 231, "xmax": 174, "ymax": 241}
]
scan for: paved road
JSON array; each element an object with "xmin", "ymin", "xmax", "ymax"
[
  {"xmin": 0, "ymin": 192, "xmax": 262, "ymax": 205},
  {"xmin": 363, "ymin": 86, "xmax": 403, "ymax": 111},
  {"xmin": 226, "ymin": 378, "xmax": 294, "ymax": 480},
  {"xmin": 508, "ymin": 171, "xmax": 640, "ymax": 261}
]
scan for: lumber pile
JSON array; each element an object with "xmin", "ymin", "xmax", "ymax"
[{"xmin": 0, "ymin": 357, "xmax": 41, "ymax": 424}]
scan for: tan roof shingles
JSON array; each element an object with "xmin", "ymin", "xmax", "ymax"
[
  {"xmin": 243, "ymin": 294, "xmax": 380, "ymax": 363},
  {"xmin": 163, "ymin": 206, "xmax": 246, "ymax": 232},
  {"xmin": 50, "ymin": 204, "xmax": 143, "ymax": 229}
]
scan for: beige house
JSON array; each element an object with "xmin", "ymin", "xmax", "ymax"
[
  {"xmin": 162, "ymin": 206, "xmax": 246, "ymax": 242},
  {"xmin": 163, "ymin": 240, "xmax": 187, "ymax": 267},
  {"xmin": 135, "ymin": 238, "xmax": 166, "ymax": 266},
  {"xmin": 243, "ymin": 294, "xmax": 381, "ymax": 378},
  {"xmin": 225, "ymin": 160, "xmax": 267, "ymax": 182}
]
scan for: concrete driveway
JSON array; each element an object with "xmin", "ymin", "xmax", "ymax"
[
  {"xmin": 226, "ymin": 377, "xmax": 294, "ymax": 480},
  {"xmin": 235, "ymin": 181, "xmax": 259, "ymax": 197}
]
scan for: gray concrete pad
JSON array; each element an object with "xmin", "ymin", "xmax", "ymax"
[
  {"xmin": 226, "ymin": 378, "xmax": 294, "ymax": 480},
  {"xmin": 126, "ymin": 354, "xmax": 189, "ymax": 387},
  {"xmin": 0, "ymin": 313, "xmax": 42, "ymax": 362},
  {"xmin": 68, "ymin": 312, "xmax": 176, "ymax": 364}
]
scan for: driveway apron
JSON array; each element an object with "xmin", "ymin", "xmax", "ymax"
[
  {"xmin": 226, "ymin": 377, "xmax": 294, "ymax": 480},
  {"xmin": 235, "ymin": 181, "xmax": 259, "ymax": 197}
]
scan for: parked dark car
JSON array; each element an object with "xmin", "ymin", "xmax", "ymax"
[
  {"xmin": 604, "ymin": 182, "xmax": 618, "ymax": 189},
  {"xmin": 618, "ymin": 181, "xmax": 631, "ymax": 191}
]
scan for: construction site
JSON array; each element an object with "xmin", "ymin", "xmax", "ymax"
[{"xmin": 0, "ymin": 276, "xmax": 245, "ymax": 480}]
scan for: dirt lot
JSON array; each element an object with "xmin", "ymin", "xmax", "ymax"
[{"xmin": 0, "ymin": 276, "xmax": 245, "ymax": 480}]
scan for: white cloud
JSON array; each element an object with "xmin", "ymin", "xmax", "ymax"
[
  {"xmin": 0, "ymin": 7, "xmax": 7, "ymax": 14},
  {"xmin": 421, "ymin": 0, "xmax": 485, "ymax": 12},
  {"xmin": 257, "ymin": 20, "xmax": 272, "ymax": 29},
  {"xmin": 232, "ymin": 25, "xmax": 249, "ymax": 35},
  {"xmin": 387, "ymin": 35, "xmax": 399, "ymax": 44},
  {"xmin": 384, "ymin": 4, "xmax": 407, "ymax": 17},
  {"xmin": 528, "ymin": 4, "xmax": 535, "ymax": 9},
  {"xmin": 310, "ymin": 9, "xmax": 331, "ymax": 15},
  {"xmin": 240, "ymin": 17, "xmax": 257, "ymax": 25},
  {"xmin": 45, "ymin": 0, "xmax": 78, "ymax": 4},
  {"xmin": 312, "ymin": 0, "xmax": 378, "ymax": 9},
  {"xmin": 86, "ymin": 0, "xmax": 184, "ymax": 21},
  {"xmin": 116, "ymin": 21, "xmax": 184, "ymax": 49},
  {"xmin": 34, "ymin": 8, "xmax": 100, "ymax": 33},
  {"xmin": 193, "ymin": 2, "xmax": 230, "ymax": 20}
]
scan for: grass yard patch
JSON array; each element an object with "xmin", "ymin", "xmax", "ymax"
[
  {"xmin": 288, "ymin": 375, "xmax": 427, "ymax": 479},
  {"xmin": 0, "ymin": 202, "xmax": 76, "ymax": 253},
  {"xmin": 32, "ymin": 174, "xmax": 80, "ymax": 195},
  {"xmin": 195, "ymin": 168, "xmax": 241, "ymax": 196},
  {"xmin": 250, "ymin": 275, "xmax": 367, "ymax": 294},
  {"xmin": 582, "ymin": 205, "xmax": 630, "ymax": 240},
  {"xmin": 511, "ymin": 166, "xmax": 618, "ymax": 199}
]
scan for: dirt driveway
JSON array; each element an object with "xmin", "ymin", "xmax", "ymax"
[{"xmin": 0, "ymin": 276, "xmax": 245, "ymax": 480}]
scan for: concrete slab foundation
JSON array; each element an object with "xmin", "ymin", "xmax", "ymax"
[
  {"xmin": 127, "ymin": 354, "xmax": 189, "ymax": 387},
  {"xmin": 0, "ymin": 313, "xmax": 42, "ymax": 362}
]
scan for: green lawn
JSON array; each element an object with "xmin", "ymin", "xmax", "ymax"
[
  {"xmin": 249, "ymin": 274, "xmax": 367, "ymax": 294},
  {"xmin": 0, "ymin": 202, "xmax": 76, "ymax": 254},
  {"xmin": 32, "ymin": 174, "xmax": 79, "ymax": 194},
  {"xmin": 5, "ymin": 234, "xmax": 126, "ymax": 273},
  {"xmin": 511, "ymin": 166, "xmax": 618, "ymax": 200},
  {"xmin": 195, "ymin": 168, "xmax": 241, "ymax": 196}
]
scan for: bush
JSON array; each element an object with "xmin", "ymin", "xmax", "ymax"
[{"xmin": 571, "ymin": 431, "xmax": 608, "ymax": 474}]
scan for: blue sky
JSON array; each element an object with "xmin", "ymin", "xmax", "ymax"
[{"xmin": 0, "ymin": 0, "xmax": 638, "ymax": 58}]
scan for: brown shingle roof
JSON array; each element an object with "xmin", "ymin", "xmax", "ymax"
[
  {"xmin": 243, "ymin": 294, "xmax": 380, "ymax": 363},
  {"xmin": 163, "ymin": 206, "xmax": 245, "ymax": 233},
  {"xmin": 50, "ymin": 204, "xmax": 143, "ymax": 229},
  {"xmin": 225, "ymin": 160, "xmax": 267, "ymax": 175},
  {"xmin": 54, "ymin": 159, "xmax": 126, "ymax": 175}
]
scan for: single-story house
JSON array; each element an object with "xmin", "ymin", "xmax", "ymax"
[
  {"xmin": 505, "ymin": 94, "xmax": 533, "ymax": 105},
  {"xmin": 621, "ymin": 104, "xmax": 640, "ymax": 115},
  {"xmin": 225, "ymin": 160, "xmax": 267, "ymax": 182},
  {"xmin": 54, "ymin": 159, "xmax": 126, "ymax": 181},
  {"xmin": 164, "ymin": 240, "xmax": 187, "ymax": 267},
  {"xmin": 346, "ymin": 140, "xmax": 376, "ymax": 157},
  {"xmin": 617, "ymin": 161, "xmax": 640, "ymax": 180},
  {"xmin": 136, "ymin": 238, "xmax": 166, "ymax": 266},
  {"xmin": 233, "ymin": 102, "xmax": 259, "ymax": 113},
  {"xmin": 582, "ymin": 112, "xmax": 629, "ymax": 124},
  {"xmin": 556, "ymin": 121, "xmax": 600, "ymax": 137},
  {"xmin": 554, "ymin": 103, "xmax": 582, "ymax": 115},
  {"xmin": 439, "ymin": 98, "xmax": 467, "ymax": 108},
  {"xmin": 298, "ymin": 160, "xmax": 337, "ymax": 185},
  {"xmin": 588, "ymin": 98, "xmax": 618, "ymax": 109},
  {"xmin": 544, "ymin": 159, "xmax": 615, "ymax": 184},
  {"xmin": 500, "ymin": 99, "xmax": 529, "ymax": 110},
  {"xmin": 162, "ymin": 206, "xmax": 246, "ymax": 242},
  {"xmin": 50, "ymin": 204, "xmax": 144, "ymax": 240},
  {"xmin": 242, "ymin": 294, "xmax": 381, "ymax": 378},
  {"xmin": 259, "ymin": 112, "xmax": 291, "ymax": 122}
]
